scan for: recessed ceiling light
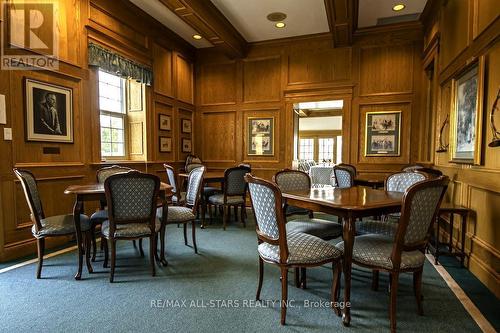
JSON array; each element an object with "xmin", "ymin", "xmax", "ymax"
[
  {"xmin": 267, "ymin": 12, "xmax": 287, "ymax": 22},
  {"xmin": 392, "ymin": 3, "xmax": 405, "ymax": 11},
  {"xmin": 192, "ymin": 34, "xmax": 202, "ymax": 40},
  {"xmin": 275, "ymin": 22, "xmax": 286, "ymax": 28}
]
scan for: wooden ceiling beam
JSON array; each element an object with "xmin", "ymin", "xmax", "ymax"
[
  {"xmin": 324, "ymin": 0, "xmax": 355, "ymax": 47},
  {"xmin": 158, "ymin": 0, "xmax": 247, "ymax": 58}
]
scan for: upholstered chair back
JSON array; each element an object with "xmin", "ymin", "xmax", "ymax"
[
  {"xmin": 337, "ymin": 163, "xmax": 357, "ymax": 177},
  {"xmin": 395, "ymin": 177, "xmax": 448, "ymax": 248},
  {"xmin": 14, "ymin": 169, "xmax": 44, "ymax": 224},
  {"xmin": 225, "ymin": 166, "xmax": 251, "ymax": 196},
  {"xmin": 163, "ymin": 164, "xmax": 178, "ymax": 194},
  {"xmin": 185, "ymin": 166, "xmax": 205, "ymax": 209},
  {"xmin": 386, "ymin": 172, "xmax": 427, "ymax": 193},
  {"xmin": 333, "ymin": 166, "xmax": 353, "ymax": 188},
  {"xmin": 273, "ymin": 169, "xmax": 311, "ymax": 192},
  {"xmin": 96, "ymin": 165, "xmax": 133, "ymax": 183},
  {"xmin": 186, "ymin": 163, "xmax": 204, "ymax": 173},
  {"xmin": 105, "ymin": 171, "xmax": 160, "ymax": 223},
  {"xmin": 401, "ymin": 164, "xmax": 424, "ymax": 172}
]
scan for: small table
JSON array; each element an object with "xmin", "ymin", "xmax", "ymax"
[
  {"xmin": 353, "ymin": 175, "xmax": 386, "ymax": 189},
  {"xmin": 178, "ymin": 171, "xmax": 225, "ymax": 228},
  {"xmin": 429, "ymin": 203, "xmax": 471, "ymax": 267},
  {"xmin": 64, "ymin": 182, "xmax": 172, "ymax": 279},
  {"xmin": 282, "ymin": 187, "xmax": 403, "ymax": 326}
]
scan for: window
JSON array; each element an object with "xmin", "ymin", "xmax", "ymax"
[
  {"xmin": 99, "ymin": 70, "xmax": 126, "ymax": 157},
  {"xmin": 299, "ymin": 138, "xmax": 314, "ymax": 160},
  {"xmin": 318, "ymin": 138, "xmax": 334, "ymax": 162}
]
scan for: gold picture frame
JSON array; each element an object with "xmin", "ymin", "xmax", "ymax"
[
  {"xmin": 364, "ymin": 111, "xmax": 401, "ymax": 157},
  {"xmin": 449, "ymin": 56, "xmax": 485, "ymax": 164},
  {"xmin": 247, "ymin": 117, "xmax": 274, "ymax": 156}
]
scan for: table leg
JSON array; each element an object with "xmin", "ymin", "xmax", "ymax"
[
  {"xmin": 461, "ymin": 214, "xmax": 466, "ymax": 268},
  {"xmin": 342, "ymin": 215, "xmax": 355, "ymax": 326},
  {"xmin": 448, "ymin": 213, "xmax": 454, "ymax": 252},
  {"xmin": 73, "ymin": 199, "xmax": 85, "ymax": 280},
  {"xmin": 159, "ymin": 204, "xmax": 168, "ymax": 267},
  {"xmin": 435, "ymin": 216, "xmax": 440, "ymax": 265}
]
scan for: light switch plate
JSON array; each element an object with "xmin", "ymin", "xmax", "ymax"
[{"xmin": 4, "ymin": 127, "xmax": 12, "ymax": 140}]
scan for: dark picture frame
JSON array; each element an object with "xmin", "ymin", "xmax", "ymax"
[
  {"xmin": 181, "ymin": 118, "xmax": 192, "ymax": 133},
  {"xmin": 365, "ymin": 111, "xmax": 401, "ymax": 156},
  {"xmin": 25, "ymin": 78, "xmax": 73, "ymax": 143},
  {"xmin": 159, "ymin": 114, "xmax": 171, "ymax": 131},
  {"xmin": 159, "ymin": 136, "xmax": 172, "ymax": 153},
  {"xmin": 181, "ymin": 138, "xmax": 192, "ymax": 153},
  {"xmin": 247, "ymin": 117, "xmax": 274, "ymax": 156}
]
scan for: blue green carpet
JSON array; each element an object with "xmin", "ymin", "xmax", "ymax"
[{"xmin": 0, "ymin": 213, "xmax": 482, "ymax": 332}]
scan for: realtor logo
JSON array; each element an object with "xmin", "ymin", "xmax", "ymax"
[{"xmin": 1, "ymin": 2, "xmax": 59, "ymax": 70}]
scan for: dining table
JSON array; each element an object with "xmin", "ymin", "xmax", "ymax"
[
  {"xmin": 178, "ymin": 171, "xmax": 225, "ymax": 228},
  {"xmin": 353, "ymin": 175, "xmax": 387, "ymax": 189},
  {"xmin": 282, "ymin": 186, "xmax": 403, "ymax": 326},
  {"xmin": 64, "ymin": 182, "xmax": 172, "ymax": 280}
]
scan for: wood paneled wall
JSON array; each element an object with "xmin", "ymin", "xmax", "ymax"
[
  {"xmin": 422, "ymin": 0, "xmax": 500, "ymax": 297},
  {"xmin": 196, "ymin": 27, "xmax": 423, "ymax": 180},
  {"xmin": 0, "ymin": 0, "xmax": 195, "ymax": 261}
]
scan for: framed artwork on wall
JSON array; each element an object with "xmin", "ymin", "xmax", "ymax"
[
  {"xmin": 247, "ymin": 117, "xmax": 274, "ymax": 156},
  {"xmin": 25, "ymin": 78, "xmax": 73, "ymax": 143},
  {"xmin": 364, "ymin": 111, "xmax": 401, "ymax": 156},
  {"xmin": 181, "ymin": 118, "xmax": 192, "ymax": 133},
  {"xmin": 181, "ymin": 138, "xmax": 192, "ymax": 153},
  {"xmin": 159, "ymin": 136, "xmax": 172, "ymax": 153},
  {"xmin": 159, "ymin": 114, "xmax": 171, "ymax": 131},
  {"xmin": 449, "ymin": 56, "xmax": 485, "ymax": 164}
]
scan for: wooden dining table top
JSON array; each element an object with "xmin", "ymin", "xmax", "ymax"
[
  {"xmin": 64, "ymin": 182, "xmax": 172, "ymax": 195},
  {"xmin": 178, "ymin": 171, "xmax": 225, "ymax": 180},
  {"xmin": 282, "ymin": 186, "xmax": 403, "ymax": 211}
]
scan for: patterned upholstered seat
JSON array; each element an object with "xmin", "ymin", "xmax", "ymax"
[
  {"xmin": 259, "ymin": 232, "xmax": 341, "ymax": 264},
  {"xmin": 356, "ymin": 219, "xmax": 398, "ymax": 237},
  {"xmin": 286, "ymin": 218, "xmax": 342, "ymax": 240},
  {"xmin": 157, "ymin": 206, "xmax": 196, "ymax": 223},
  {"xmin": 336, "ymin": 234, "xmax": 425, "ymax": 270},
  {"xmin": 32, "ymin": 214, "xmax": 91, "ymax": 238},
  {"xmin": 273, "ymin": 169, "xmax": 313, "ymax": 217},
  {"xmin": 101, "ymin": 219, "xmax": 161, "ymax": 238},
  {"xmin": 208, "ymin": 194, "xmax": 244, "ymax": 205}
]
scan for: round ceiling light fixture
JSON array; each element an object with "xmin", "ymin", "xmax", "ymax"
[
  {"xmin": 267, "ymin": 12, "xmax": 287, "ymax": 22},
  {"xmin": 192, "ymin": 34, "xmax": 203, "ymax": 40},
  {"xmin": 392, "ymin": 3, "xmax": 406, "ymax": 11},
  {"xmin": 275, "ymin": 22, "xmax": 286, "ymax": 28}
]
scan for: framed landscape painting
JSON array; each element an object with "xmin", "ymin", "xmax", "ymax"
[
  {"xmin": 159, "ymin": 114, "xmax": 171, "ymax": 131},
  {"xmin": 159, "ymin": 136, "xmax": 172, "ymax": 152},
  {"xmin": 449, "ymin": 57, "xmax": 484, "ymax": 164},
  {"xmin": 247, "ymin": 117, "xmax": 274, "ymax": 156},
  {"xmin": 365, "ymin": 111, "xmax": 401, "ymax": 156},
  {"xmin": 181, "ymin": 119, "xmax": 192, "ymax": 133},
  {"xmin": 182, "ymin": 138, "xmax": 192, "ymax": 153},
  {"xmin": 25, "ymin": 78, "xmax": 73, "ymax": 143}
]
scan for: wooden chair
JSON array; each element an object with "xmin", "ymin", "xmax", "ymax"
[
  {"xmin": 245, "ymin": 174, "xmax": 342, "ymax": 325},
  {"xmin": 334, "ymin": 176, "xmax": 449, "ymax": 332},
  {"xmin": 102, "ymin": 171, "xmax": 161, "ymax": 282},
  {"xmin": 163, "ymin": 164, "xmax": 185, "ymax": 205},
  {"xmin": 208, "ymin": 165, "xmax": 251, "ymax": 230},
  {"xmin": 157, "ymin": 166, "xmax": 205, "ymax": 256},
  {"xmin": 337, "ymin": 163, "xmax": 357, "ymax": 177},
  {"xmin": 333, "ymin": 165, "xmax": 354, "ymax": 188},
  {"xmin": 14, "ymin": 168, "xmax": 92, "ymax": 279},
  {"xmin": 89, "ymin": 165, "xmax": 141, "ymax": 263},
  {"xmin": 401, "ymin": 164, "xmax": 424, "ymax": 172}
]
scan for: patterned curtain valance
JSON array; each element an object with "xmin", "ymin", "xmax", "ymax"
[{"xmin": 88, "ymin": 43, "xmax": 152, "ymax": 86}]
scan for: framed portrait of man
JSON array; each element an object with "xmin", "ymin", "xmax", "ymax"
[{"xmin": 25, "ymin": 78, "xmax": 73, "ymax": 143}]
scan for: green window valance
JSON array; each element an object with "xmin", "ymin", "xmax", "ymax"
[{"xmin": 88, "ymin": 42, "xmax": 152, "ymax": 86}]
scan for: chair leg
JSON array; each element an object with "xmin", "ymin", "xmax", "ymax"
[
  {"xmin": 183, "ymin": 223, "xmax": 188, "ymax": 245},
  {"xmin": 233, "ymin": 205, "xmax": 238, "ymax": 222},
  {"xmin": 36, "ymin": 238, "xmax": 45, "ymax": 279},
  {"xmin": 103, "ymin": 238, "xmax": 109, "ymax": 268},
  {"xmin": 223, "ymin": 205, "xmax": 228, "ymax": 230},
  {"xmin": 133, "ymin": 240, "xmax": 137, "ymax": 248},
  {"xmin": 332, "ymin": 261, "xmax": 342, "ymax": 316},
  {"xmin": 256, "ymin": 257, "xmax": 264, "ymax": 301},
  {"xmin": 110, "ymin": 239, "xmax": 116, "ymax": 283},
  {"xmin": 150, "ymin": 235, "xmax": 156, "ymax": 277},
  {"xmin": 389, "ymin": 272, "xmax": 399, "ymax": 333},
  {"xmin": 372, "ymin": 270, "xmax": 379, "ymax": 291},
  {"xmin": 280, "ymin": 267, "xmax": 289, "ymax": 325},
  {"xmin": 300, "ymin": 267, "xmax": 307, "ymax": 289},
  {"xmin": 241, "ymin": 204, "xmax": 246, "ymax": 227},
  {"xmin": 208, "ymin": 204, "xmax": 213, "ymax": 224},
  {"xmin": 294, "ymin": 268, "xmax": 300, "ymax": 288},
  {"xmin": 90, "ymin": 225, "xmax": 97, "ymax": 262},
  {"xmin": 159, "ymin": 224, "xmax": 167, "ymax": 266},
  {"xmin": 138, "ymin": 238, "xmax": 144, "ymax": 257},
  {"xmin": 85, "ymin": 232, "xmax": 93, "ymax": 274},
  {"xmin": 192, "ymin": 220, "xmax": 198, "ymax": 254},
  {"xmin": 308, "ymin": 210, "xmax": 314, "ymax": 218},
  {"xmin": 413, "ymin": 268, "xmax": 424, "ymax": 315}
]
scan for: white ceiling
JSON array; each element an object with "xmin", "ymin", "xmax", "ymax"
[
  {"xmin": 358, "ymin": 0, "xmax": 427, "ymax": 28},
  {"xmin": 300, "ymin": 116, "xmax": 342, "ymax": 131},
  {"xmin": 210, "ymin": 0, "xmax": 330, "ymax": 42},
  {"xmin": 129, "ymin": 0, "xmax": 213, "ymax": 48}
]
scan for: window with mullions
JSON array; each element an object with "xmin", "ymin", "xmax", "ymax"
[
  {"xmin": 318, "ymin": 138, "xmax": 334, "ymax": 162},
  {"xmin": 99, "ymin": 70, "xmax": 126, "ymax": 157},
  {"xmin": 299, "ymin": 138, "xmax": 314, "ymax": 160}
]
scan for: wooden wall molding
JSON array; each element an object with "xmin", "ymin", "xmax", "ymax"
[{"xmin": 324, "ymin": 0, "xmax": 354, "ymax": 47}]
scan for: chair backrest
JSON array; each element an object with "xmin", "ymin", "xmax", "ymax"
[
  {"xmin": 13, "ymin": 169, "xmax": 44, "ymax": 228},
  {"xmin": 401, "ymin": 164, "xmax": 424, "ymax": 172},
  {"xmin": 385, "ymin": 171, "xmax": 427, "ymax": 193},
  {"xmin": 273, "ymin": 169, "xmax": 311, "ymax": 192},
  {"xmin": 391, "ymin": 176, "xmax": 449, "ymax": 267},
  {"xmin": 333, "ymin": 165, "xmax": 353, "ymax": 188},
  {"xmin": 245, "ymin": 174, "xmax": 289, "ymax": 263},
  {"xmin": 96, "ymin": 165, "xmax": 133, "ymax": 183},
  {"xmin": 185, "ymin": 154, "xmax": 202, "ymax": 172},
  {"xmin": 104, "ymin": 171, "xmax": 160, "ymax": 231},
  {"xmin": 185, "ymin": 166, "xmax": 205, "ymax": 211},
  {"xmin": 225, "ymin": 165, "xmax": 251, "ymax": 196},
  {"xmin": 186, "ymin": 163, "xmax": 204, "ymax": 173},
  {"xmin": 337, "ymin": 163, "xmax": 357, "ymax": 177},
  {"xmin": 163, "ymin": 164, "xmax": 178, "ymax": 194},
  {"xmin": 238, "ymin": 163, "xmax": 251, "ymax": 169},
  {"xmin": 417, "ymin": 167, "xmax": 443, "ymax": 178}
]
